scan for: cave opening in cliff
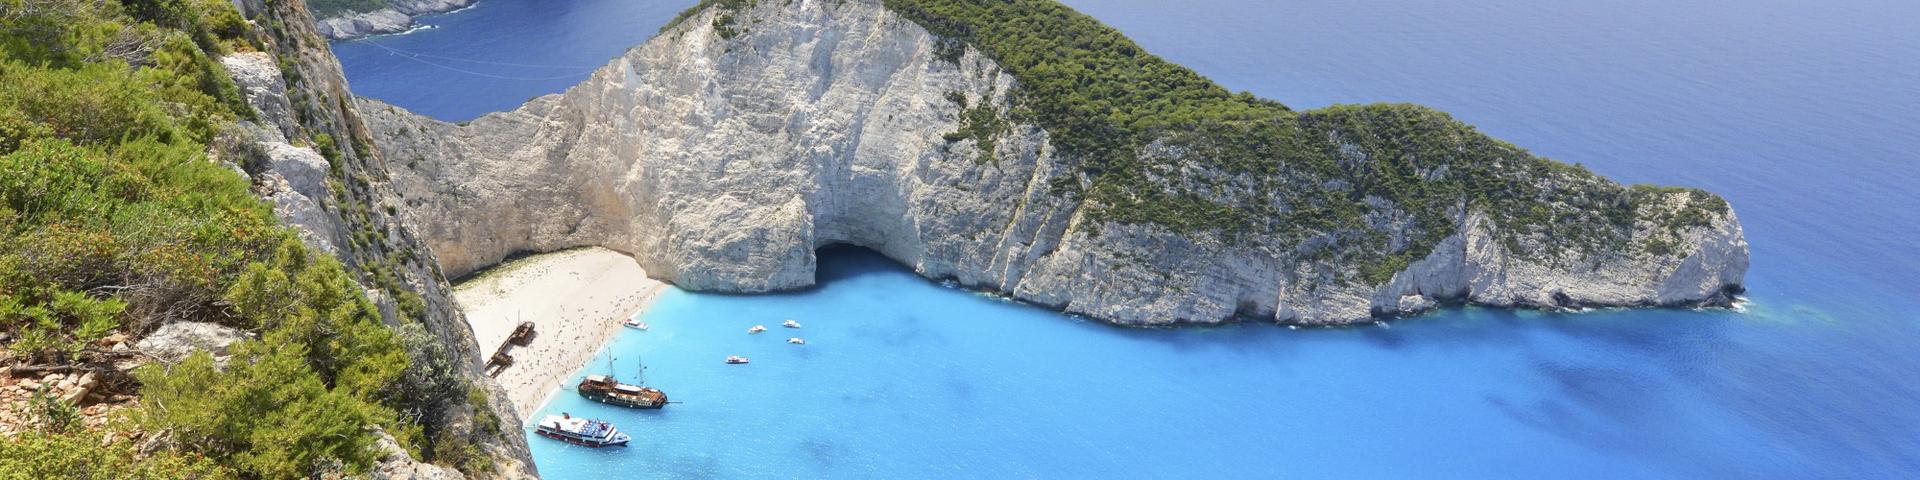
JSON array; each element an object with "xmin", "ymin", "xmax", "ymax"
[{"xmin": 812, "ymin": 244, "xmax": 912, "ymax": 287}]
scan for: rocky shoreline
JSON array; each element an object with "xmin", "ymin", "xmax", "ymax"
[
  {"xmin": 356, "ymin": 0, "xmax": 1748, "ymax": 327},
  {"xmin": 314, "ymin": 0, "xmax": 474, "ymax": 40}
]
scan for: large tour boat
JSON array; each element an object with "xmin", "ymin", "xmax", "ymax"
[
  {"xmin": 577, "ymin": 374, "xmax": 668, "ymax": 409},
  {"xmin": 533, "ymin": 413, "xmax": 630, "ymax": 448}
]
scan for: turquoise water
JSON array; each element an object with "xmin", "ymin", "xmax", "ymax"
[
  {"xmin": 530, "ymin": 247, "xmax": 1907, "ymax": 478},
  {"xmin": 334, "ymin": 0, "xmax": 1920, "ymax": 477}
]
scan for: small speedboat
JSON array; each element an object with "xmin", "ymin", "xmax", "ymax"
[
  {"xmin": 747, "ymin": 325, "xmax": 767, "ymax": 334},
  {"xmin": 787, "ymin": 337, "xmax": 805, "ymax": 345},
  {"xmin": 725, "ymin": 355, "xmax": 750, "ymax": 364},
  {"xmin": 623, "ymin": 319, "xmax": 649, "ymax": 330},
  {"xmin": 781, "ymin": 319, "xmax": 801, "ymax": 328},
  {"xmin": 533, "ymin": 413, "xmax": 630, "ymax": 448}
]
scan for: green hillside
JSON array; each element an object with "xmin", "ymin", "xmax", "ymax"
[
  {"xmin": 0, "ymin": 0, "xmax": 434, "ymax": 476},
  {"xmin": 872, "ymin": 0, "xmax": 1727, "ymax": 284},
  {"xmin": 306, "ymin": 0, "xmax": 392, "ymax": 17}
]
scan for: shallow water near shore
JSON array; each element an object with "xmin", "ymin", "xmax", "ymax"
[
  {"xmin": 521, "ymin": 247, "xmax": 1917, "ymax": 478},
  {"xmin": 336, "ymin": 0, "xmax": 1920, "ymax": 477}
]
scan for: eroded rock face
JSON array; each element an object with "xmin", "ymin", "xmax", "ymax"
[
  {"xmin": 224, "ymin": 0, "xmax": 537, "ymax": 476},
  {"xmin": 314, "ymin": 0, "xmax": 473, "ymax": 40},
  {"xmin": 222, "ymin": 53, "xmax": 353, "ymax": 257},
  {"xmin": 363, "ymin": 0, "xmax": 1747, "ymax": 326},
  {"xmin": 1369, "ymin": 209, "xmax": 1749, "ymax": 319},
  {"xmin": 135, "ymin": 322, "xmax": 252, "ymax": 363}
]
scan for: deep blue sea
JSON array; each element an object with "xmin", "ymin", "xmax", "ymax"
[{"xmin": 334, "ymin": 0, "xmax": 1920, "ymax": 477}]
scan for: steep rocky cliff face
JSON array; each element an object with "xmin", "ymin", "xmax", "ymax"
[
  {"xmin": 361, "ymin": 0, "xmax": 1747, "ymax": 326},
  {"xmin": 223, "ymin": 0, "xmax": 535, "ymax": 476}
]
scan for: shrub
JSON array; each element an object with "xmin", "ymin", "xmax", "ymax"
[
  {"xmin": 133, "ymin": 344, "xmax": 393, "ymax": 478},
  {"xmin": 0, "ymin": 432, "xmax": 232, "ymax": 480},
  {"xmin": 26, "ymin": 387, "xmax": 81, "ymax": 433},
  {"xmin": 306, "ymin": 0, "xmax": 393, "ymax": 17},
  {"xmin": 0, "ymin": 0, "xmax": 425, "ymax": 475}
]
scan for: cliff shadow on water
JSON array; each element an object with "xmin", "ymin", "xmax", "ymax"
[
  {"xmin": 811, "ymin": 243, "xmax": 1306, "ymax": 332},
  {"xmin": 796, "ymin": 244, "xmax": 1750, "ymax": 371},
  {"xmin": 812, "ymin": 244, "xmax": 910, "ymax": 286}
]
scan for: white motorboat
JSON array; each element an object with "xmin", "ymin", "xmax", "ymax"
[
  {"xmin": 725, "ymin": 355, "xmax": 750, "ymax": 364},
  {"xmin": 623, "ymin": 319, "xmax": 648, "ymax": 330},
  {"xmin": 533, "ymin": 413, "xmax": 630, "ymax": 448},
  {"xmin": 747, "ymin": 325, "xmax": 767, "ymax": 334},
  {"xmin": 787, "ymin": 337, "xmax": 805, "ymax": 345},
  {"xmin": 782, "ymin": 319, "xmax": 801, "ymax": 328}
]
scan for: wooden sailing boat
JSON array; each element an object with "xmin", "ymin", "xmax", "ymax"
[{"xmin": 577, "ymin": 356, "xmax": 668, "ymax": 409}]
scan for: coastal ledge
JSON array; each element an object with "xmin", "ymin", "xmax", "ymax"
[
  {"xmin": 363, "ymin": 0, "xmax": 1748, "ymax": 328},
  {"xmin": 311, "ymin": 0, "xmax": 473, "ymax": 40},
  {"xmin": 453, "ymin": 247, "xmax": 668, "ymax": 417}
]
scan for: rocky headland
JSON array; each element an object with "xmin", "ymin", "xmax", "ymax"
[
  {"xmin": 312, "ymin": 0, "xmax": 474, "ymax": 40},
  {"xmin": 356, "ymin": 0, "xmax": 1748, "ymax": 327}
]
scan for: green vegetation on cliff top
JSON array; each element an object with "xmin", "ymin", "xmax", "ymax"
[
  {"xmin": 683, "ymin": 0, "xmax": 1730, "ymax": 284},
  {"xmin": 0, "ymin": 0, "xmax": 438, "ymax": 476},
  {"xmin": 877, "ymin": 0, "xmax": 1729, "ymax": 283},
  {"xmin": 0, "ymin": 431, "xmax": 228, "ymax": 479},
  {"xmin": 305, "ymin": 0, "xmax": 393, "ymax": 17}
]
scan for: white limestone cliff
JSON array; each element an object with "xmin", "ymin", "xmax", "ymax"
[{"xmin": 360, "ymin": 0, "xmax": 1748, "ymax": 326}]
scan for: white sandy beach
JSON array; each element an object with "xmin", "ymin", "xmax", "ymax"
[{"xmin": 453, "ymin": 247, "xmax": 667, "ymax": 417}]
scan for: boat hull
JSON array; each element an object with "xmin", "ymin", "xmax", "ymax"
[
  {"xmin": 534, "ymin": 428, "xmax": 629, "ymax": 448},
  {"xmin": 577, "ymin": 376, "xmax": 668, "ymax": 409},
  {"xmin": 582, "ymin": 393, "xmax": 667, "ymax": 409}
]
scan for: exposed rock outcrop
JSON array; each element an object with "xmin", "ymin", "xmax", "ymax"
[
  {"xmin": 222, "ymin": 0, "xmax": 536, "ymax": 476},
  {"xmin": 370, "ymin": 427, "xmax": 467, "ymax": 480},
  {"xmin": 314, "ymin": 0, "xmax": 473, "ymax": 40},
  {"xmin": 361, "ymin": 0, "xmax": 1747, "ymax": 326},
  {"xmin": 134, "ymin": 322, "xmax": 252, "ymax": 363}
]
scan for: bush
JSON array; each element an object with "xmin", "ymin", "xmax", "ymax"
[
  {"xmin": 125, "ymin": 236, "xmax": 412, "ymax": 478},
  {"xmin": 0, "ymin": 288, "xmax": 123, "ymax": 362},
  {"xmin": 134, "ymin": 344, "xmax": 392, "ymax": 478},
  {"xmin": 306, "ymin": 0, "xmax": 394, "ymax": 17},
  {"xmin": 0, "ymin": 432, "xmax": 231, "ymax": 480},
  {"xmin": 26, "ymin": 387, "xmax": 81, "ymax": 433},
  {"xmin": 0, "ymin": 0, "xmax": 425, "ymax": 475},
  {"xmin": 662, "ymin": 0, "xmax": 758, "ymax": 34}
]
